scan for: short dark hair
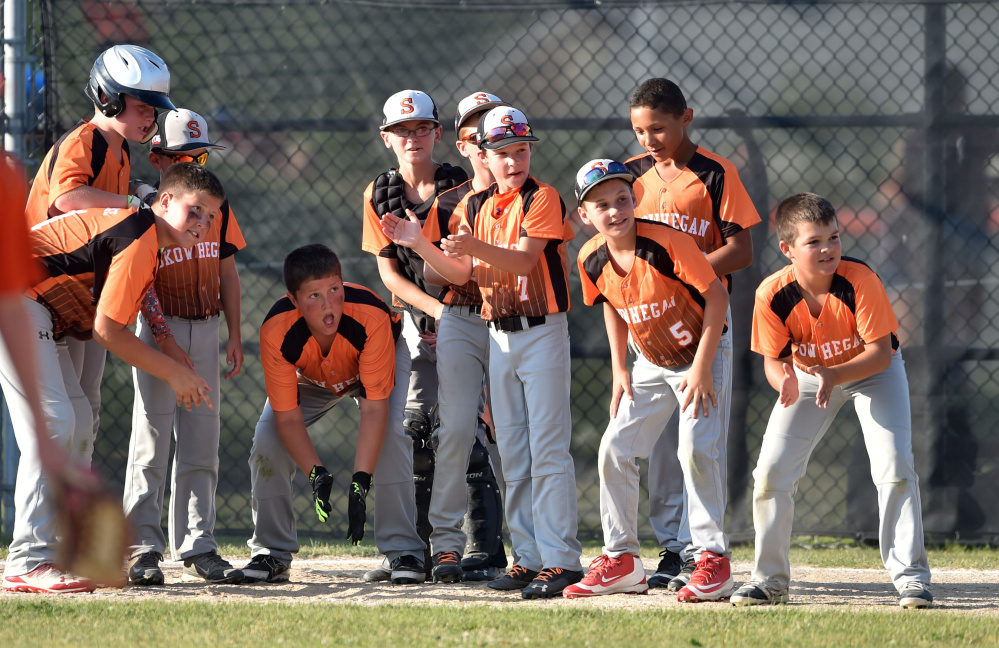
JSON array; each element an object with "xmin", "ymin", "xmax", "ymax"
[
  {"xmin": 630, "ymin": 78, "xmax": 687, "ymax": 115},
  {"xmin": 159, "ymin": 162, "xmax": 225, "ymax": 203},
  {"xmin": 283, "ymin": 243, "xmax": 342, "ymax": 295},
  {"xmin": 775, "ymin": 192, "xmax": 837, "ymax": 244}
]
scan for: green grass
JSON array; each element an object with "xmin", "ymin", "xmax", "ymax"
[{"xmin": 0, "ymin": 600, "xmax": 996, "ymax": 648}]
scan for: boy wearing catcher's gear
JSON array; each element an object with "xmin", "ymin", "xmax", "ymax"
[
  {"xmin": 360, "ymin": 90, "xmax": 467, "ymax": 581},
  {"xmin": 397, "ymin": 105, "xmax": 582, "ymax": 599},
  {"xmin": 734, "ymin": 193, "xmax": 932, "ymax": 609},
  {"xmin": 1, "ymin": 163, "xmax": 222, "ymax": 593},
  {"xmin": 123, "ymin": 109, "xmax": 246, "ymax": 586},
  {"xmin": 241, "ymin": 245, "xmax": 426, "ymax": 585},
  {"xmin": 626, "ymin": 78, "xmax": 761, "ymax": 591},
  {"xmin": 22, "ymin": 44, "xmax": 175, "ymax": 476},
  {"xmin": 380, "ymin": 91, "xmax": 509, "ymax": 583},
  {"xmin": 565, "ymin": 159, "xmax": 731, "ymax": 601}
]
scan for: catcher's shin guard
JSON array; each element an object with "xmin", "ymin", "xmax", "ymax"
[
  {"xmin": 404, "ymin": 408, "xmax": 435, "ymax": 576},
  {"xmin": 461, "ymin": 437, "xmax": 507, "ymax": 578}
]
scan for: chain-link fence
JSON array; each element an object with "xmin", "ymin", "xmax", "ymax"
[{"xmin": 2, "ymin": 0, "xmax": 998, "ymax": 544}]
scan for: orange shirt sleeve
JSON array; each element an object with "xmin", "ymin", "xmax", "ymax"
[
  {"xmin": 361, "ymin": 181, "xmax": 394, "ymax": 257},
  {"xmin": 576, "ymin": 237, "xmax": 606, "ymax": 307},
  {"xmin": 718, "ymin": 159, "xmax": 762, "ymax": 236},
  {"xmin": 357, "ymin": 311, "xmax": 396, "ymax": 400},
  {"xmin": 46, "ymin": 133, "xmax": 100, "ymax": 208},
  {"xmin": 260, "ymin": 315, "xmax": 304, "ymax": 412},
  {"xmin": 96, "ymin": 234, "xmax": 158, "ymax": 325},
  {"xmin": 220, "ymin": 202, "xmax": 247, "ymax": 258},
  {"xmin": 667, "ymin": 231, "xmax": 717, "ymax": 294},
  {"xmin": 751, "ymin": 280, "xmax": 792, "ymax": 359},
  {"xmin": 854, "ymin": 270, "xmax": 899, "ymax": 344},
  {"xmin": 0, "ymin": 157, "xmax": 43, "ymax": 292},
  {"xmin": 520, "ymin": 186, "xmax": 567, "ymax": 241}
]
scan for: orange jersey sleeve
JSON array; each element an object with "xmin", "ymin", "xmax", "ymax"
[
  {"xmin": 98, "ymin": 229, "xmax": 160, "ymax": 326},
  {"xmin": 361, "ymin": 180, "xmax": 395, "ymax": 257},
  {"xmin": 578, "ymin": 220, "xmax": 718, "ymax": 367},
  {"xmin": 0, "ymin": 156, "xmax": 45, "ymax": 292},
  {"xmin": 25, "ymin": 121, "xmax": 130, "ymax": 226},
  {"xmin": 752, "ymin": 258, "xmax": 899, "ymax": 369}
]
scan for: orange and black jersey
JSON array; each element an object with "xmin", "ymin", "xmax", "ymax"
[
  {"xmin": 579, "ymin": 220, "xmax": 719, "ymax": 368},
  {"xmin": 626, "ymin": 148, "xmax": 761, "ymax": 289},
  {"xmin": 26, "ymin": 120, "xmax": 130, "ymax": 226},
  {"xmin": 260, "ymin": 283, "xmax": 403, "ymax": 412},
  {"xmin": 752, "ymin": 257, "xmax": 900, "ymax": 370},
  {"xmin": 422, "ymin": 180, "xmax": 482, "ymax": 306},
  {"xmin": 26, "ymin": 207, "xmax": 159, "ymax": 340},
  {"xmin": 1, "ymin": 156, "xmax": 44, "ymax": 293},
  {"xmin": 153, "ymin": 199, "xmax": 246, "ymax": 318},
  {"xmin": 458, "ymin": 176, "xmax": 573, "ymax": 321}
]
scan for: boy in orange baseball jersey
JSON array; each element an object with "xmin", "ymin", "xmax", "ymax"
[
  {"xmin": 24, "ymin": 44, "xmax": 174, "ymax": 472},
  {"xmin": 626, "ymin": 78, "xmax": 761, "ymax": 591},
  {"xmin": 564, "ymin": 160, "xmax": 730, "ymax": 600},
  {"xmin": 241, "ymin": 244, "xmax": 425, "ymax": 585},
  {"xmin": 434, "ymin": 106, "xmax": 582, "ymax": 599},
  {"xmin": 734, "ymin": 193, "xmax": 932, "ymax": 608},
  {"xmin": 1, "ymin": 163, "xmax": 222, "ymax": 593},
  {"xmin": 360, "ymin": 89, "xmax": 467, "ymax": 581},
  {"xmin": 123, "ymin": 109, "xmax": 246, "ymax": 586},
  {"xmin": 379, "ymin": 91, "xmax": 509, "ymax": 583}
]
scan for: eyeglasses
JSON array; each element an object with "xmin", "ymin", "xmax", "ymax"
[
  {"xmin": 483, "ymin": 122, "xmax": 532, "ymax": 144},
  {"xmin": 388, "ymin": 125, "xmax": 436, "ymax": 138},
  {"xmin": 459, "ymin": 134, "xmax": 480, "ymax": 145},
  {"xmin": 155, "ymin": 150, "xmax": 209, "ymax": 165},
  {"xmin": 581, "ymin": 161, "xmax": 630, "ymax": 187}
]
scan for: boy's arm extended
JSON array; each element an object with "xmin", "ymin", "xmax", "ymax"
[
  {"xmin": 219, "ymin": 255, "xmax": 243, "ymax": 379},
  {"xmin": 355, "ymin": 396, "xmax": 389, "ymax": 475},
  {"xmin": 93, "ymin": 311, "xmax": 212, "ymax": 410},
  {"xmin": 380, "ymin": 210, "xmax": 472, "ymax": 286},
  {"xmin": 678, "ymin": 278, "xmax": 729, "ymax": 418},
  {"xmin": 53, "ymin": 186, "xmax": 136, "ymax": 213},
  {"xmin": 604, "ymin": 302, "xmax": 632, "ymax": 419},
  {"xmin": 273, "ymin": 406, "xmax": 321, "ymax": 475},
  {"xmin": 375, "ymin": 256, "xmax": 444, "ymax": 321},
  {"xmin": 803, "ymin": 334, "xmax": 893, "ymax": 408},
  {"xmin": 444, "ymin": 227, "xmax": 548, "ymax": 277},
  {"xmin": 704, "ymin": 228, "xmax": 753, "ymax": 278},
  {"xmin": 764, "ymin": 356, "xmax": 799, "ymax": 407}
]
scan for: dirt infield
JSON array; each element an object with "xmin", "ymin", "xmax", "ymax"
[{"xmin": 3, "ymin": 556, "xmax": 996, "ymax": 613}]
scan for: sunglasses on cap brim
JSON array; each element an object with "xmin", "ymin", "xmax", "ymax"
[
  {"xmin": 154, "ymin": 150, "xmax": 210, "ymax": 165},
  {"xmin": 483, "ymin": 122, "xmax": 532, "ymax": 144},
  {"xmin": 580, "ymin": 161, "xmax": 631, "ymax": 188}
]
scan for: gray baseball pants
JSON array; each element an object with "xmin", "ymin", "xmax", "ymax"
[
  {"xmin": 247, "ymin": 336, "xmax": 424, "ymax": 565},
  {"xmin": 599, "ymin": 335, "xmax": 732, "ymax": 559},
  {"xmin": 750, "ymin": 351, "xmax": 930, "ymax": 591},
  {"xmin": 123, "ymin": 315, "xmax": 222, "ymax": 561},
  {"xmin": 0, "ymin": 299, "xmax": 99, "ymax": 575},
  {"xmin": 488, "ymin": 313, "xmax": 581, "ymax": 571}
]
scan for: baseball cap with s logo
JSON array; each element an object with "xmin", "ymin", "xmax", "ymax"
[
  {"xmin": 150, "ymin": 108, "xmax": 226, "ymax": 153},
  {"xmin": 476, "ymin": 106, "xmax": 539, "ymax": 150},
  {"xmin": 381, "ymin": 90, "xmax": 440, "ymax": 130},
  {"xmin": 454, "ymin": 91, "xmax": 507, "ymax": 135}
]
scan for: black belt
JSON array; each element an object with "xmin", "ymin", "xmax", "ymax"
[
  {"xmin": 489, "ymin": 315, "xmax": 546, "ymax": 333},
  {"xmin": 450, "ymin": 303, "xmax": 482, "ymax": 315},
  {"xmin": 175, "ymin": 314, "xmax": 215, "ymax": 321}
]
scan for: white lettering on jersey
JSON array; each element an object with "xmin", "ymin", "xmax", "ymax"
[
  {"xmin": 615, "ymin": 296, "xmax": 676, "ymax": 324},
  {"xmin": 638, "ymin": 213, "xmax": 710, "ymax": 239},
  {"xmin": 796, "ymin": 334, "xmax": 864, "ymax": 361},
  {"xmin": 158, "ymin": 241, "xmax": 220, "ymax": 268}
]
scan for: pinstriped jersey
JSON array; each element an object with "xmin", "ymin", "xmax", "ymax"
[
  {"xmin": 26, "ymin": 120, "xmax": 130, "ymax": 226},
  {"xmin": 578, "ymin": 220, "xmax": 719, "ymax": 368},
  {"xmin": 752, "ymin": 257, "xmax": 900, "ymax": 370},
  {"xmin": 458, "ymin": 176, "xmax": 573, "ymax": 321},
  {"xmin": 422, "ymin": 180, "xmax": 482, "ymax": 306},
  {"xmin": 260, "ymin": 283, "xmax": 403, "ymax": 412},
  {"xmin": 1, "ymin": 155, "xmax": 44, "ymax": 292},
  {"xmin": 626, "ymin": 148, "xmax": 761, "ymax": 289},
  {"xmin": 26, "ymin": 207, "xmax": 159, "ymax": 340},
  {"xmin": 153, "ymin": 199, "xmax": 246, "ymax": 318}
]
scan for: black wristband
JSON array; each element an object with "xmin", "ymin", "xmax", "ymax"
[{"xmin": 351, "ymin": 471, "xmax": 372, "ymax": 492}]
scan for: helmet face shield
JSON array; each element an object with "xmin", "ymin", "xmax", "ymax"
[{"xmin": 126, "ymin": 88, "xmax": 175, "ymax": 111}]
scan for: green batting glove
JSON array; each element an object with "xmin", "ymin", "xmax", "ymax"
[
  {"xmin": 309, "ymin": 465, "xmax": 333, "ymax": 523},
  {"xmin": 346, "ymin": 471, "xmax": 371, "ymax": 545}
]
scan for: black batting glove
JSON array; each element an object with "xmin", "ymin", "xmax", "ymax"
[
  {"xmin": 346, "ymin": 471, "xmax": 371, "ymax": 545},
  {"xmin": 309, "ymin": 465, "xmax": 333, "ymax": 523}
]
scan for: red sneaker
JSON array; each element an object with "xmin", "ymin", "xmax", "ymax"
[
  {"xmin": 563, "ymin": 554, "xmax": 648, "ymax": 598},
  {"xmin": 2, "ymin": 564, "xmax": 96, "ymax": 594},
  {"xmin": 676, "ymin": 551, "xmax": 734, "ymax": 602}
]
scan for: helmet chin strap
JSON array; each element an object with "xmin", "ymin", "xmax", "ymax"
[{"xmin": 140, "ymin": 121, "xmax": 158, "ymax": 144}]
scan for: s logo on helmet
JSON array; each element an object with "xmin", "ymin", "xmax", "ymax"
[
  {"xmin": 400, "ymin": 98, "xmax": 415, "ymax": 114},
  {"xmin": 187, "ymin": 121, "xmax": 202, "ymax": 139},
  {"xmin": 474, "ymin": 92, "xmax": 490, "ymax": 105},
  {"xmin": 591, "ymin": 161, "xmax": 606, "ymax": 171},
  {"xmin": 500, "ymin": 114, "xmax": 514, "ymax": 125}
]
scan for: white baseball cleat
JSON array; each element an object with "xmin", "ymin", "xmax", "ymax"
[{"xmin": 563, "ymin": 553, "xmax": 648, "ymax": 598}]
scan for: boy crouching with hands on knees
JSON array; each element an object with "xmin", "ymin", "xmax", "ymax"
[
  {"xmin": 564, "ymin": 159, "xmax": 732, "ymax": 601},
  {"xmin": 733, "ymin": 192, "xmax": 932, "ymax": 608},
  {"xmin": 241, "ymin": 243, "xmax": 425, "ymax": 585}
]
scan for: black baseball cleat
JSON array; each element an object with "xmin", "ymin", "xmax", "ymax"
[
  {"xmin": 521, "ymin": 567, "xmax": 584, "ymax": 599},
  {"xmin": 128, "ymin": 551, "xmax": 164, "ymax": 586},
  {"xmin": 390, "ymin": 554, "xmax": 426, "ymax": 585},
  {"xmin": 431, "ymin": 551, "xmax": 464, "ymax": 584},
  {"xmin": 647, "ymin": 549, "xmax": 683, "ymax": 588},
  {"xmin": 487, "ymin": 564, "xmax": 540, "ymax": 591},
  {"xmin": 667, "ymin": 557, "xmax": 696, "ymax": 592},
  {"xmin": 242, "ymin": 555, "xmax": 290, "ymax": 584},
  {"xmin": 182, "ymin": 551, "xmax": 244, "ymax": 584}
]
